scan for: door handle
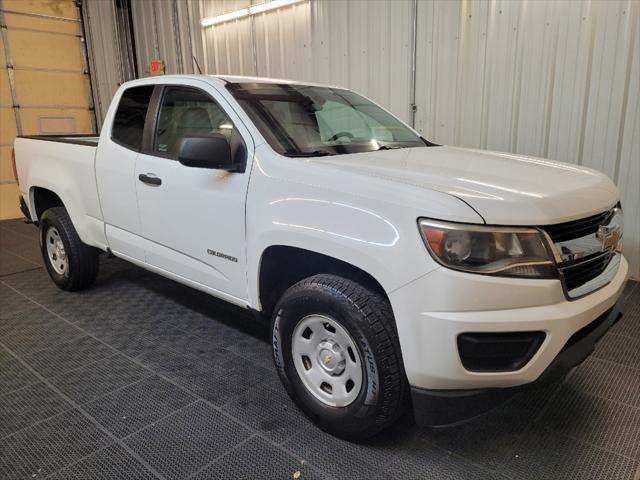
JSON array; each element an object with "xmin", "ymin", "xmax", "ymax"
[{"xmin": 138, "ymin": 173, "xmax": 162, "ymax": 186}]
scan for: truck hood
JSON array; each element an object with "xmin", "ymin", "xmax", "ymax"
[{"xmin": 312, "ymin": 146, "xmax": 619, "ymax": 225}]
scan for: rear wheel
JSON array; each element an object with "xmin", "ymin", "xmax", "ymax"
[
  {"xmin": 271, "ymin": 274, "xmax": 406, "ymax": 440},
  {"xmin": 39, "ymin": 207, "xmax": 99, "ymax": 291}
]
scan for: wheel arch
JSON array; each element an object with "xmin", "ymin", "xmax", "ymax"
[
  {"xmin": 29, "ymin": 186, "xmax": 65, "ymax": 221},
  {"xmin": 257, "ymin": 245, "xmax": 389, "ymax": 317}
]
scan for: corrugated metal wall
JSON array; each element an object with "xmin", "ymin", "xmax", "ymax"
[
  {"xmin": 411, "ymin": 0, "xmax": 639, "ymax": 278},
  {"xmin": 196, "ymin": 0, "xmax": 414, "ymax": 122},
  {"xmin": 130, "ymin": 0, "xmax": 203, "ymax": 77},
  {"xmin": 84, "ymin": 0, "xmax": 640, "ymax": 278},
  {"xmin": 83, "ymin": 0, "xmax": 121, "ymax": 123},
  {"xmin": 83, "ymin": 0, "xmax": 204, "ymax": 125}
]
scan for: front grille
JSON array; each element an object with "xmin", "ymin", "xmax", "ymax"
[
  {"xmin": 559, "ymin": 252, "xmax": 614, "ymax": 292},
  {"xmin": 542, "ymin": 205, "xmax": 621, "ymax": 299},
  {"xmin": 543, "ymin": 209, "xmax": 615, "ymax": 242}
]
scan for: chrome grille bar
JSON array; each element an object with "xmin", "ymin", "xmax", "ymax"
[{"xmin": 543, "ymin": 207, "xmax": 623, "ymax": 299}]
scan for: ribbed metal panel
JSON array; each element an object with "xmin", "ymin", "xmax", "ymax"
[
  {"xmin": 199, "ymin": 0, "xmax": 413, "ymax": 118},
  {"xmin": 82, "ymin": 0, "xmax": 640, "ymax": 278},
  {"xmin": 199, "ymin": 0, "xmax": 640, "ymax": 279},
  {"xmin": 412, "ymin": 0, "xmax": 639, "ymax": 279},
  {"xmin": 82, "ymin": 0, "xmax": 123, "ymax": 125},
  {"xmin": 198, "ymin": 0, "xmax": 310, "ymax": 78},
  {"xmin": 310, "ymin": 0, "xmax": 413, "ymax": 122},
  {"xmin": 130, "ymin": 0, "xmax": 202, "ymax": 76},
  {"xmin": 84, "ymin": 0, "xmax": 204, "ymax": 122}
]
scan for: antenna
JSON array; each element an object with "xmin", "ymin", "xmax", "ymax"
[{"xmin": 193, "ymin": 55, "xmax": 203, "ymax": 74}]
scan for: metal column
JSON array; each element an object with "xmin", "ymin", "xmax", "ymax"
[
  {"xmin": 408, "ymin": 0, "xmax": 418, "ymax": 128},
  {"xmin": 0, "ymin": 0, "xmax": 23, "ymax": 136},
  {"xmin": 76, "ymin": 0, "xmax": 98, "ymax": 134}
]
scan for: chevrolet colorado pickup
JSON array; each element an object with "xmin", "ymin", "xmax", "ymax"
[{"xmin": 12, "ymin": 75, "xmax": 627, "ymax": 440}]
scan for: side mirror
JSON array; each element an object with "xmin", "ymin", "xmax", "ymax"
[{"xmin": 177, "ymin": 134, "xmax": 236, "ymax": 170}]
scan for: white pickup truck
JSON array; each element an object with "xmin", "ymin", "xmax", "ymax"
[{"xmin": 13, "ymin": 75, "xmax": 627, "ymax": 440}]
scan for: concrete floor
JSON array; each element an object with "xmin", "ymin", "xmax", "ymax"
[{"xmin": 1, "ymin": 218, "xmax": 639, "ymax": 480}]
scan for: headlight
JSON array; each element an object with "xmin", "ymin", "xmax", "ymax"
[{"xmin": 418, "ymin": 219, "xmax": 555, "ymax": 278}]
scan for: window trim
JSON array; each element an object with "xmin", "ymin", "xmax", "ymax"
[
  {"xmin": 141, "ymin": 85, "xmax": 163, "ymax": 156},
  {"xmin": 141, "ymin": 84, "xmax": 240, "ymax": 162},
  {"xmin": 110, "ymin": 84, "xmax": 156, "ymax": 152}
]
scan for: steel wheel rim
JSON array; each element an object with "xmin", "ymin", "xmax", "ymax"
[
  {"xmin": 291, "ymin": 314, "xmax": 363, "ymax": 407},
  {"xmin": 45, "ymin": 226, "xmax": 67, "ymax": 276}
]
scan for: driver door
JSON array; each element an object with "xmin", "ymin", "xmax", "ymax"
[{"xmin": 135, "ymin": 82, "xmax": 253, "ymax": 303}]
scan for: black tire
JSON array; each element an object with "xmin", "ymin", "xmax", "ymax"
[
  {"xmin": 39, "ymin": 207, "xmax": 99, "ymax": 291},
  {"xmin": 271, "ymin": 274, "xmax": 406, "ymax": 440}
]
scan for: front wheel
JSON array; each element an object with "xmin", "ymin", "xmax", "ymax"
[
  {"xmin": 271, "ymin": 274, "xmax": 406, "ymax": 440},
  {"xmin": 39, "ymin": 207, "xmax": 99, "ymax": 291}
]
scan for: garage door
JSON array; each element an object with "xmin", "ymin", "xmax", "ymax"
[{"xmin": 0, "ymin": 0, "xmax": 95, "ymax": 220}]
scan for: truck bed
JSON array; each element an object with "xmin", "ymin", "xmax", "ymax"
[{"xmin": 14, "ymin": 134, "xmax": 105, "ymax": 249}]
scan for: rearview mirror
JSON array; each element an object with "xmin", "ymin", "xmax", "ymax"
[{"xmin": 177, "ymin": 134, "xmax": 236, "ymax": 170}]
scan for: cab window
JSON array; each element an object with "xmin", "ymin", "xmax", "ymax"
[
  {"xmin": 154, "ymin": 87, "xmax": 234, "ymax": 158},
  {"xmin": 112, "ymin": 85, "xmax": 154, "ymax": 151}
]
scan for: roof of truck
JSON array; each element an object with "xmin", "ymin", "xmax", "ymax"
[
  {"xmin": 215, "ymin": 75, "xmax": 341, "ymax": 88},
  {"xmin": 122, "ymin": 74, "xmax": 344, "ymax": 90}
]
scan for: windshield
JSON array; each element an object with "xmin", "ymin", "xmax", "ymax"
[{"xmin": 226, "ymin": 82, "xmax": 431, "ymax": 157}]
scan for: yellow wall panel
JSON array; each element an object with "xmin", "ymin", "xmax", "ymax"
[
  {"xmin": 3, "ymin": 0, "xmax": 78, "ymax": 20},
  {"xmin": 0, "ymin": 183, "xmax": 21, "ymax": 220},
  {"xmin": 1, "ymin": 70, "xmax": 12, "ymax": 105},
  {"xmin": 14, "ymin": 70, "xmax": 88, "ymax": 107},
  {"xmin": 0, "ymin": 144, "xmax": 11, "ymax": 160},
  {"xmin": 9, "ymin": 30, "xmax": 82, "ymax": 70},
  {"xmin": 0, "ymin": 146, "xmax": 15, "ymax": 182},
  {"xmin": 20, "ymin": 108, "xmax": 92, "ymax": 135},
  {"xmin": 4, "ymin": 12, "xmax": 79, "ymax": 35},
  {"xmin": 0, "ymin": 108, "xmax": 17, "ymax": 144},
  {"xmin": 0, "ymin": 0, "xmax": 90, "ymax": 221},
  {"xmin": 0, "ymin": 35, "xmax": 6, "ymax": 68}
]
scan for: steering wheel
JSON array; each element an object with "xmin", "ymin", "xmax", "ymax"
[{"xmin": 328, "ymin": 131, "xmax": 355, "ymax": 142}]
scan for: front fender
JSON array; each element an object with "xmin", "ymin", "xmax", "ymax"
[
  {"xmin": 247, "ymin": 195, "xmax": 441, "ymax": 309},
  {"xmin": 244, "ymin": 147, "xmax": 485, "ymax": 309}
]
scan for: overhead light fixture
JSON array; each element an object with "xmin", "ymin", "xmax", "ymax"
[
  {"xmin": 201, "ymin": 0, "xmax": 305, "ymax": 27},
  {"xmin": 249, "ymin": 0, "xmax": 303, "ymax": 14},
  {"xmin": 201, "ymin": 9, "xmax": 249, "ymax": 27}
]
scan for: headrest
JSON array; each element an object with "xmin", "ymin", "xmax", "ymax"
[{"xmin": 177, "ymin": 107, "xmax": 212, "ymax": 131}]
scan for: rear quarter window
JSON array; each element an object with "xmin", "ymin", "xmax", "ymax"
[{"xmin": 112, "ymin": 85, "xmax": 154, "ymax": 150}]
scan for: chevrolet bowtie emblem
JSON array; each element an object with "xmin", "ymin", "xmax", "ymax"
[
  {"xmin": 597, "ymin": 225, "xmax": 620, "ymax": 252},
  {"xmin": 323, "ymin": 355, "xmax": 332, "ymax": 365}
]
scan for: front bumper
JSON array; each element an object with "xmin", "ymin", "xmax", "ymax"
[
  {"xmin": 389, "ymin": 254, "xmax": 628, "ymax": 391},
  {"xmin": 409, "ymin": 299, "xmax": 624, "ymax": 425}
]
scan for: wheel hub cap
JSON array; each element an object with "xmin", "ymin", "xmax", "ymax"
[
  {"xmin": 45, "ymin": 226, "xmax": 67, "ymax": 276},
  {"xmin": 291, "ymin": 314, "xmax": 363, "ymax": 407},
  {"xmin": 317, "ymin": 341, "xmax": 346, "ymax": 375}
]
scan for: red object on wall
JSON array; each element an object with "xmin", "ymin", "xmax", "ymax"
[{"xmin": 149, "ymin": 59, "xmax": 165, "ymax": 76}]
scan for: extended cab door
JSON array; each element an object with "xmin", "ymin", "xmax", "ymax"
[
  {"xmin": 95, "ymin": 84, "xmax": 155, "ymax": 261},
  {"xmin": 134, "ymin": 82, "xmax": 253, "ymax": 302}
]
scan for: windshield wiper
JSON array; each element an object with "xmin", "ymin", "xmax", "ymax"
[
  {"xmin": 377, "ymin": 143, "xmax": 429, "ymax": 151},
  {"xmin": 283, "ymin": 150, "xmax": 333, "ymax": 157}
]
